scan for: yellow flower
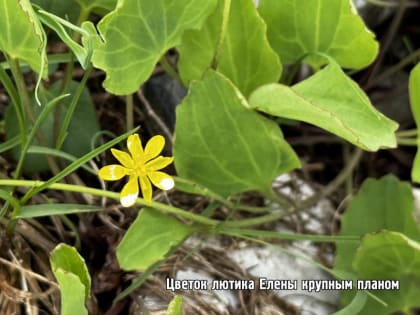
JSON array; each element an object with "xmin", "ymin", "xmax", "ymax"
[{"xmin": 98, "ymin": 134, "xmax": 174, "ymax": 207}]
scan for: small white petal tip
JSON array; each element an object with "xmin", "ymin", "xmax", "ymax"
[
  {"xmin": 121, "ymin": 193, "xmax": 137, "ymax": 207},
  {"xmin": 160, "ymin": 178, "xmax": 174, "ymax": 190}
]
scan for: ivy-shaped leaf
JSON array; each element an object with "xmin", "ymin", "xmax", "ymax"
[
  {"xmin": 92, "ymin": 0, "xmax": 217, "ymax": 95},
  {"xmin": 178, "ymin": 0, "xmax": 281, "ymax": 97},
  {"xmin": 258, "ymin": 0, "xmax": 378, "ymax": 69},
  {"xmin": 409, "ymin": 63, "xmax": 420, "ymax": 182},
  {"xmin": 334, "ymin": 175, "xmax": 419, "ymax": 311},
  {"xmin": 0, "ymin": 0, "xmax": 47, "ymax": 76},
  {"xmin": 174, "ymin": 70, "xmax": 300, "ymax": 198},
  {"xmin": 117, "ymin": 208, "xmax": 193, "ymax": 271},
  {"xmin": 249, "ymin": 60, "xmax": 398, "ymax": 151},
  {"xmin": 353, "ymin": 231, "xmax": 420, "ymax": 314}
]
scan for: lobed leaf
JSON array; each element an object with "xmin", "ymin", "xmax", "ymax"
[
  {"xmin": 409, "ymin": 63, "xmax": 420, "ymax": 182},
  {"xmin": 258, "ymin": 0, "xmax": 378, "ymax": 69},
  {"xmin": 178, "ymin": 0, "xmax": 281, "ymax": 96},
  {"xmin": 174, "ymin": 70, "xmax": 300, "ymax": 198},
  {"xmin": 0, "ymin": 0, "xmax": 47, "ymax": 76},
  {"xmin": 334, "ymin": 175, "xmax": 419, "ymax": 311},
  {"xmin": 117, "ymin": 208, "xmax": 193, "ymax": 270},
  {"xmin": 92, "ymin": 0, "xmax": 218, "ymax": 94},
  {"xmin": 353, "ymin": 231, "xmax": 420, "ymax": 314},
  {"xmin": 249, "ymin": 60, "xmax": 398, "ymax": 151}
]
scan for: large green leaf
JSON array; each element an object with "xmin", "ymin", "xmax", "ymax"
[
  {"xmin": 0, "ymin": 0, "xmax": 46, "ymax": 76},
  {"xmin": 5, "ymin": 80, "xmax": 100, "ymax": 173},
  {"xmin": 334, "ymin": 175, "xmax": 419, "ymax": 309},
  {"xmin": 409, "ymin": 63, "xmax": 420, "ymax": 182},
  {"xmin": 258, "ymin": 0, "xmax": 378, "ymax": 69},
  {"xmin": 174, "ymin": 70, "xmax": 300, "ymax": 198},
  {"xmin": 117, "ymin": 208, "xmax": 193, "ymax": 271},
  {"xmin": 178, "ymin": 0, "xmax": 281, "ymax": 97},
  {"xmin": 92, "ymin": 0, "xmax": 217, "ymax": 95},
  {"xmin": 249, "ymin": 60, "xmax": 398, "ymax": 151},
  {"xmin": 353, "ymin": 231, "xmax": 420, "ymax": 314},
  {"xmin": 50, "ymin": 244, "xmax": 91, "ymax": 315}
]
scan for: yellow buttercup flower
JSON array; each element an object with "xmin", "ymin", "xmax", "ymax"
[{"xmin": 98, "ymin": 134, "xmax": 174, "ymax": 207}]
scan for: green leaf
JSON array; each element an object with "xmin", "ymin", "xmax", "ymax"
[
  {"xmin": 117, "ymin": 208, "xmax": 193, "ymax": 271},
  {"xmin": 249, "ymin": 60, "xmax": 398, "ymax": 151},
  {"xmin": 17, "ymin": 203, "xmax": 102, "ymax": 218},
  {"xmin": 178, "ymin": 0, "xmax": 281, "ymax": 96},
  {"xmin": 36, "ymin": 10, "xmax": 94, "ymax": 69},
  {"xmin": 92, "ymin": 0, "xmax": 217, "ymax": 95},
  {"xmin": 32, "ymin": 0, "xmax": 80, "ymax": 24},
  {"xmin": 174, "ymin": 70, "xmax": 300, "ymax": 198},
  {"xmin": 409, "ymin": 63, "xmax": 420, "ymax": 182},
  {"xmin": 75, "ymin": 0, "xmax": 117, "ymax": 12},
  {"xmin": 166, "ymin": 295, "xmax": 183, "ymax": 315},
  {"xmin": 258, "ymin": 0, "xmax": 379, "ymax": 69},
  {"xmin": 353, "ymin": 231, "xmax": 420, "ymax": 314},
  {"xmin": 0, "ymin": 0, "xmax": 47, "ymax": 76},
  {"xmin": 50, "ymin": 244, "xmax": 91, "ymax": 315},
  {"xmin": 5, "ymin": 80, "xmax": 100, "ymax": 173},
  {"xmin": 53, "ymin": 271, "xmax": 88, "ymax": 315},
  {"xmin": 332, "ymin": 291, "xmax": 368, "ymax": 315},
  {"xmin": 334, "ymin": 175, "xmax": 419, "ymax": 309}
]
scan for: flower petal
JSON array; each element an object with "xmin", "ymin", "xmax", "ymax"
[
  {"xmin": 127, "ymin": 134, "xmax": 144, "ymax": 163},
  {"xmin": 146, "ymin": 156, "xmax": 174, "ymax": 171},
  {"xmin": 111, "ymin": 149, "xmax": 135, "ymax": 169},
  {"xmin": 139, "ymin": 175, "xmax": 153, "ymax": 203},
  {"xmin": 120, "ymin": 176, "xmax": 139, "ymax": 207},
  {"xmin": 147, "ymin": 171, "xmax": 174, "ymax": 191},
  {"xmin": 98, "ymin": 165, "xmax": 128, "ymax": 180},
  {"xmin": 144, "ymin": 135, "xmax": 165, "ymax": 162}
]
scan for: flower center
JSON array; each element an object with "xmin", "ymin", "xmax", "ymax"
[{"xmin": 134, "ymin": 163, "xmax": 147, "ymax": 176}]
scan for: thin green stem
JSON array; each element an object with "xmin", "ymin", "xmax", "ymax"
[
  {"xmin": 0, "ymin": 179, "xmax": 219, "ymax": 227},
  {"xmin": 0, "ymin": 58, "xmax": 25, "ymax": 144},
  {"xmin": 211, "ymin": 0, "xmax": 231, "ymax": 69},
  {"xmin": 397, "ymin": 129, "xmax": 418, "ymax": 137},
  {"xmin": 397, "ymin": 138, "xmax": 417, "ymax": 146},
  {"xmin": 126, "ymin": 93, "xmax": 134, "ymax": 132},
  {"xmin": 221, "ymin": 210, "xmax": 287, "ymax": 228},
  {"xmin": 8, "ymin": 58, "xmax": 32, "ymax": 124},
  {"xmin": 218, "ymin": 227, "xmax": 360, "ymax": 243},
  {"xmin": 56, "ymin": 65, "xmax": 93, "ymax": 149},
  {"xmin": 159, "ymin": 55, "xmax": 182, "ymax": 83}
]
